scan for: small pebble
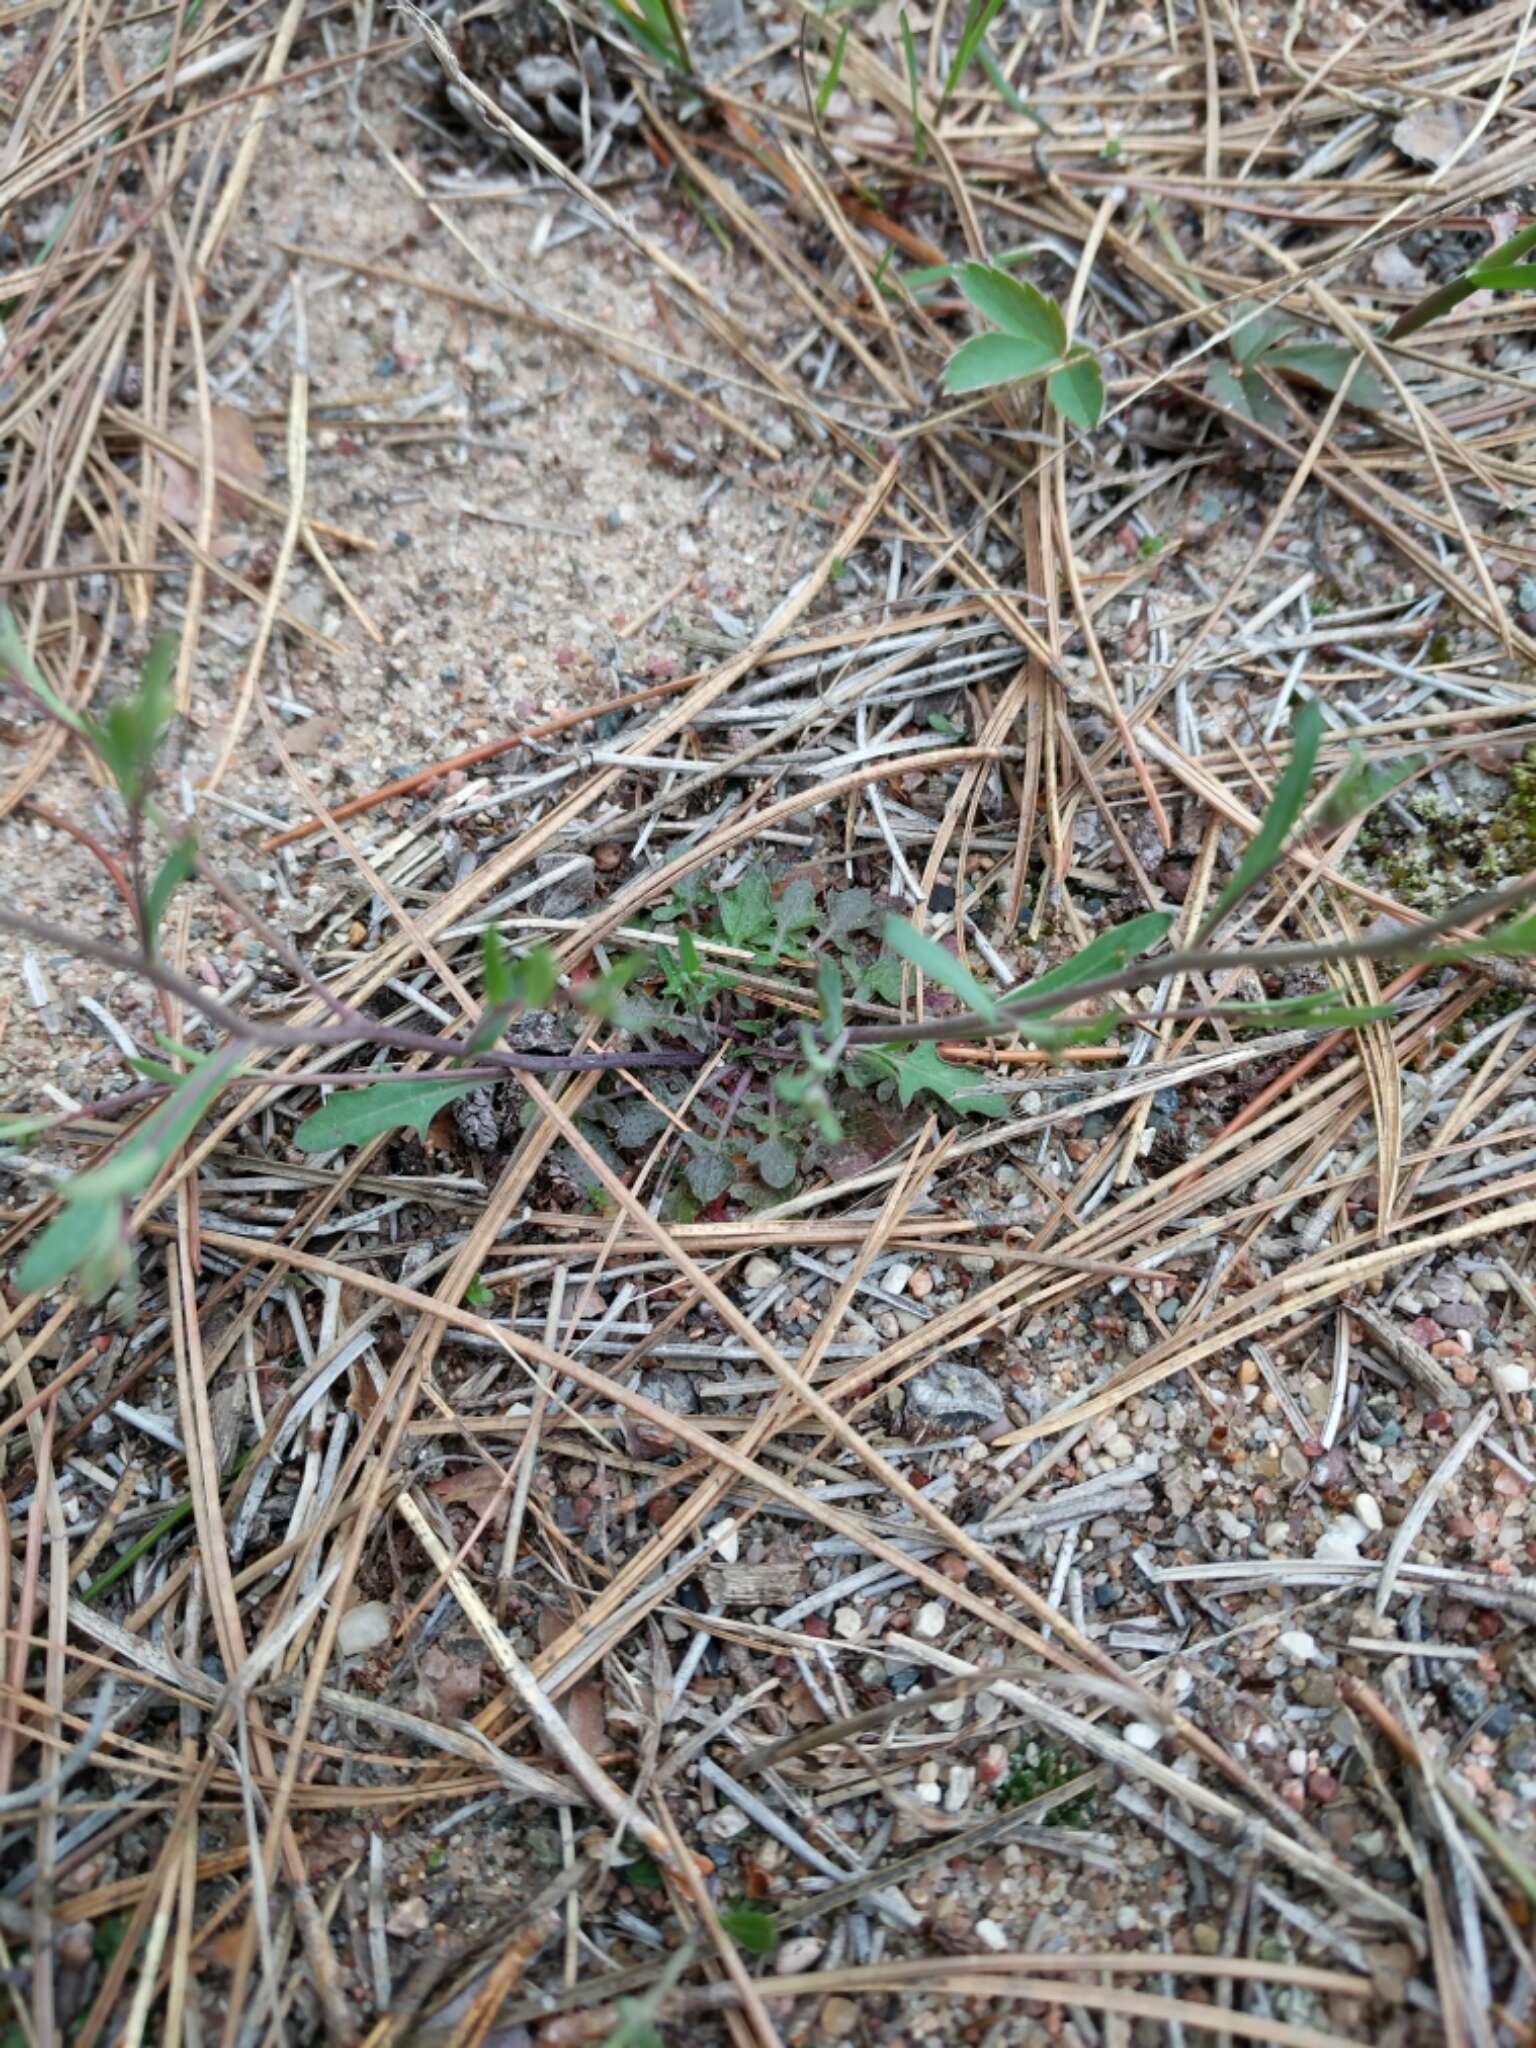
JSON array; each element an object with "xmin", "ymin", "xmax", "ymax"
[
  {"xmin": 744, "ymin": 1257, "xmax": 781, "ymax": 1292},
  {"xmin": 1355, "ymin": 1492, "xmax": 1384, "ymax": 1533},
  {"xmin": 337, "ymin": 1601, "xmax": 391, "ymax": 1656},
  {"xmin": 832, "ymin": 1606, "xmax": 863, "ymax": 1640},
  {"xmin": 1314, "ymin": 1515, "xmax": 1367, "ymax": 1563},
  {"xmin": 819, "ymin": 1994, "xmax": 859, "ymax": 2038},
  {"xmin": 1492, "ymin": 1361, "xmax": 1532, "ymax": 1395},
  {"xmin": 883, "ymin": 1261, "xmax": 914, "ymax": 1296},
  {"xmin": 974, "ymin": 1919, "xmax": 1009, "ymax": 1953},
  {"xmin": 913, "ymin": 1599, "xmax": 948, "ymax": 1639},
  {"xmin": 775, "ymin": 1936, "xmax": 825, "ymax": 1976},
  {"xmin": 1277, "ymin": 1629, "xmax": 1317, "ymax": 1664},
  {"xmin": 1124, "ymin": 1721, "xmax": 1163, "ymax": 1751}
]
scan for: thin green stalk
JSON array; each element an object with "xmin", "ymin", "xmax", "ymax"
[
  {"xmin": 82, "ymin": 1451, "xmax": 251, "ymax": 1604},
  {"xmin": 838, "ymin": 870, "xmax": 1536, "ymax": 1051}
]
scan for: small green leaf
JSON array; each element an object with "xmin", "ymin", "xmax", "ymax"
[
  {"xmin": 719, "ymin": 1904, "xmax": 779, "ymax": 1956},
  {"xmin": 145, "ymin": 833, "xmax": 198, "ymax": 946},
  {"xmin": 1389, "ymin": 220, "xmax": 1536, "ymax": 339},
  {"xmin": 1007, "ymin": 912, "xmax": 1173, "ymax": 1010},
  {"xmin": 16, "ymin": 1198, "xmax": 129, "ymax": 1304},
  {"xmin": 749, "ymin": 1130, "xmax": 800, "ymax": 1189},
  {"xmin": 575, "ymin": 953, "xmax": 647, "ymax": 1022},
  {"xmin": 1208, "ymin": 358, "xmax": 1290, "ymax": 432},
  {"xmin": 0, "ymin": 605, "xmax": 86, "ymax": 732},
  {"xmin": 1047, "ymin": 349, "xmax": 1104, "ymax": 429},
  {"xmin": 773, "ymin": 875, "xmax": 819, "ymax": 950},
  {"xmin": 294, "ymin": 1075, "xmax": 486, "ymax": 1152},
  {"xmin": 139, "ymin": 629, "xmax": 177, "ymax": 702},
  {"xmin": 77, "ymin": 1053, "xmax": 236, "ymax": 1204},
  {"xmin": 684, "ymin": 1145, "xmax": 733, "ymax": 1203},
  {"xmin": 863, "ymin": 1040, "xmax": 1009, "ymax": 1117},
  {"xmin": 944, "ymin": 332, "xmax": 1055, "ymax": 394},
  {"xmin": 1476, "ymin": 910, "xmax": 1536, "ymax": 958},
  {"xmin": 775, "ymin": 1066, "xmax": 843, "ymax": 1141},
  {"xmin": 1012, "ymin": 1008, "xmax": 1121, "ymax": 1053},
  {"xmin": 615, "ymin": 1099, "xmax": 668, "ymax": 1149},
  {"xmin": 475, "ymin": 935, "xmax": 556, "ymax": 1047},
  {"xmin": 1258, "ymin": 341, "xmax": 1387, "ymax": 410},
  {"xmin": 125, "ymin": 1056, "xmax": 182, "ymax": 1085},
  {"xmin": 1229, "ymin": 302, "xmax": 1300, "ymax": 365},
  {"xmin": 89, "ymin": 632, "xmax": 178, "ymax": 808},
  {"xmin": 513, "ymin": 943, "xmax": 558, "ymax": 1009},
  {"xmin": 482, "ymin": 927, "xmax": 515, "ymax": 1009},
  {"xmin": 1200, "ymin": 701, "xmax": 1325, "ymax": 938},
  {"xmin": 957, "ymin": 262, "xmax": 1066, "ymax": 354},
  {"xmin": 827, "ymin": 887, "xmax": 876, "ymax": 940},
  {"xmin": 883, "ymin": 915, "xmax": 999, "ymax": 1021},
  {"xmin": 464, "ymin": 1275, "xmax": 494, "ymax": 1307},
  {"xmin": 1313, "ymin": 744, "xmax": 1425, "ymax": 830},
  {"xmin": 719, "ymin": 870, "xmax": 774, "ymax": 950}
]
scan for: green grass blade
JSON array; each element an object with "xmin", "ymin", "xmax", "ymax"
[
  {"xmin": 1199, "ymin": 701, "xmax": 1324, "ymax": 938},
  {"xmin": 975, "ymin": 41, "xmax": 1050, "ymax": 127},
  {"xmin": 1386, "ymin": 274, "xmax": 1481, "ymax": 341},
  {"xmin": 1471, "ymin": 263, "xmax": 1536, "ymax": 290},
  {"xmin": 817, "ymin": 17, "xmax": 850, "ymax": 111},
  {"xmin": 899, "ymin": 9, "xmax": 925, "ymax": 161},
  {"xmin": 941, "ymin": 0, "xmax": 1005, "ymax": 102}
]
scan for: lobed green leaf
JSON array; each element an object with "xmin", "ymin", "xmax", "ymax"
[{"xmin": 294, "ymin": 1075, "xmax": 486, "ymax": 1152}]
